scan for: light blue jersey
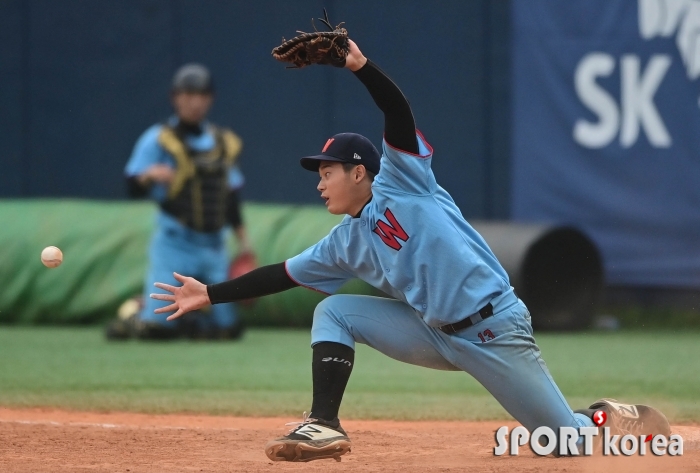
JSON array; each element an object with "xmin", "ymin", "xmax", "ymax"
[
  {"xmin": 124, "ymin": 118, "xmax": 245, "ymax": 204},
  {"xmin": 286, "ymin": 131, "xmax": 510, "ymax": 327}
]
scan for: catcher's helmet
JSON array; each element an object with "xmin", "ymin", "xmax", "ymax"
[{"xmin": 172, "ymin": 63, "xmax": 214, "ymax": 94}]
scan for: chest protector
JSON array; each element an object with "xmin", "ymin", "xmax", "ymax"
[{"xmin": 157, "ymin": 125, "xmax": 242, "ymax": 232}]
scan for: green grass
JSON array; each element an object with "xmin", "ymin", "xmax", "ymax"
[
  {"xmin": 0, "ymin": 327, "xmax": 698, "ymax": 422},
  {"xmin": 606, "ymin": 306, "xmax": 700, "ymax": 330}
]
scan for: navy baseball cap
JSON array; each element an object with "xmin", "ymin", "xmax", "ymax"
[
  {"xmin": 300, "ymin": 133, "xmax": 381, "ymax": 175},
  {"xmin": 172, "ymin": 63, "xmax": 214, "ymax": 94}
]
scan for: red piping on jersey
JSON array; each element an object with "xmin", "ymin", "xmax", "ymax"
[
  {"xmin": 383, "ymin": 129, "xmax": 433, "ymax": 158},
  {"xmin": 284, "ymin": 260, "xmax": 332, "ymax": 296}
]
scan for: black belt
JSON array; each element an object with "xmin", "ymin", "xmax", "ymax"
[{"xmin": 438, "ymin": 303, "xmax": 494, "ymax": 334}]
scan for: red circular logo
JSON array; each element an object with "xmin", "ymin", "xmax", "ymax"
[{"xmin": 593, "ymin": 410, "xmax": 607, "ymax": 427}]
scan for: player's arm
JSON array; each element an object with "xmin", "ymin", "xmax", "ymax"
[
  {"xmin": 131, "ymin": 165, "xmax": 174, "ymax": 188},
  {"xmin": 126, "ymin": 166, "xmax": 175, "ymax": 198},
  {"xmin": 151, "ymin": 263, "xmax": 298, "ymax": 321},
  {"xmin": 345, "ymin": 40, "xmax": 418, "ymax": 154},
  {"xmin": 152, "ymin": 231, "xmax": 351, "ymax": 320},
  {"xmin": 125, "ymin": 126, "xmax": 175, "ymax": 198}
]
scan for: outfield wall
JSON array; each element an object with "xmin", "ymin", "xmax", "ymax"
[{"xmin": 0, "ymin": 0, "xmax": 511, "ymax": 220}]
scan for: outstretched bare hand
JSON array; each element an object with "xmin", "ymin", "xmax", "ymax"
[
  {"xmin": 344, "ymin": 39, "xmax": 367, "ymax": 72},
  {"xmin": 150, "ymin": 272, "xmax": 211, "ymax": 321}
]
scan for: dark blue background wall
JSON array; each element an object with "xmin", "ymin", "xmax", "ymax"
[{"xmin": 0, "ymin": 0, "xmax": 511, "ymax": 219}]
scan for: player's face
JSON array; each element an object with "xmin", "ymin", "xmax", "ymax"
[
  {"xmin": 172, "ymin": 92, "xmax": 213, "ymax": 124},
  {"xmin": 317, "ymin": 162, "xmax": 363, "ymax": 215}
]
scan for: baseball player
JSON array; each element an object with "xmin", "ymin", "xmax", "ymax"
[
  {"xmin": 122, "ymin": 63, "xmax": 251, "ymax": 340},
  {"xmin": 150, "ymin": 42, "xmax": 669, "ymax": 460}
]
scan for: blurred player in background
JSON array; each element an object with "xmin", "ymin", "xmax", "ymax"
[{"xmin": 107, "ymin": 63, "xmax": 253, "ymax": 341}]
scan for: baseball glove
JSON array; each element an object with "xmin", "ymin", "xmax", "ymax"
[{"xmin": 271, "ymin": 9, "xmax": 349, "ymax": 69}]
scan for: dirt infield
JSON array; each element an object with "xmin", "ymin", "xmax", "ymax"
[{"xmin": 1, "ymin": 408, "xmax": 698, "ymax": 473}]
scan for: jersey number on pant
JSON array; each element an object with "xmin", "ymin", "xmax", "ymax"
[
  {"xmin": 477, "ymin": 329, "xmax": 495, "ymax": 343},
  {"xmin": 373, "ymin": 208, "xmax": 410, "ymax": 250}
]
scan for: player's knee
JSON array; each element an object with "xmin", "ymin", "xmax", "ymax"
[
  {"xmin": 314, "ymin": 295, "xmax": 341, "ymax": 319},
  {"xmin": 313, "ymin": 295, "xmax": 351, "ymax": 325},
  {"xmin": 311, "ymin": 296, "xmax": 358, "ymax": 348}
]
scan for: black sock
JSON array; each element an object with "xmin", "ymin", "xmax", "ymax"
[
  {"xmin": 310, "ymin": 342, "xmax": 355, "ymax": 422},
  {"xmin": 574, "ymin": 408, "xmax": 598, "ymax": 419}
]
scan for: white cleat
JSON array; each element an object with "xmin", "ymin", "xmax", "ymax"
[{"xmin": 265, "ymin": 412, "xmax": 351, "ymax": 462}]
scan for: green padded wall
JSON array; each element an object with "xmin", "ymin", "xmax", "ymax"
[{"xmin": 0, "ymin": 200, "xmax": 379, "ymax": 325}]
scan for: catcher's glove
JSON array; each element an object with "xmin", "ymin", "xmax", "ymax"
[{"xmin": 271, "ymin": 9, "xmax": 349, "ymax": 69}]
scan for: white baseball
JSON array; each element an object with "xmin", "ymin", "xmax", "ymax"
[{"xmin": 41, "ymin": 246, "xmax": 63, "ymax": 268}]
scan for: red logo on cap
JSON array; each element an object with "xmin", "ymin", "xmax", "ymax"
[{"xmin": 322, "ymin": 138, "xmax": 334, "ymax": 152}]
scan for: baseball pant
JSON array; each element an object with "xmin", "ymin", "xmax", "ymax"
[
  {"xmin": 141, "ymin": 213, "xmax": 238, "ymax": 330},
  {"xmin": 311, "ymin": 289, "xmax": 594, "ymax": 434}
]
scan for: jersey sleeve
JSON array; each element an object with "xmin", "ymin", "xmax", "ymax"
[
  {"xmin": 284, "ymin": 230, "xmax": 352, "ymax": 295},
  {"xmin": 124, "ymin": 125, "xmax": 172, "ymax": 202},
  {"xmin": 375, "ymin": 130, "xmax": 436, "ymax": 194},
  {"xmin": 227, "ymin": 164, "xmax": 245, "ymax": 190},
  {"xmin": 124, "ymin": 125, "xmax": 166, "ymax": 176}
]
